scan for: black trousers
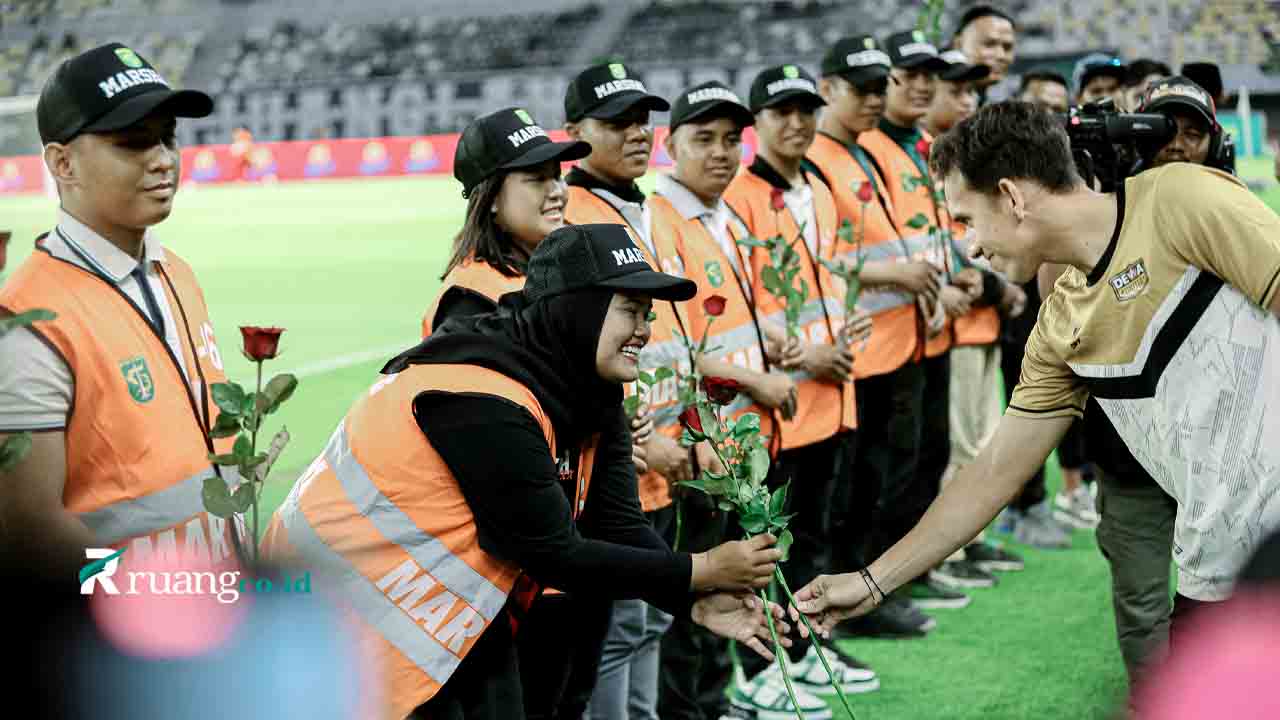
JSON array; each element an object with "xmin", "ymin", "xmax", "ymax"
[
  {"xmin": 851, "ymin": 361, "xmax": 928, "ymax": 560},
  {"xmin": 655, "ymin": 497, "xmax": 733, "ymax": 720},
  {"xmin": 516, "ymin": 592, "xmax": 613, "ymax": 720},
  {"xmin": 742, "ymin": 431, "xmax": 858, "ymax": 676},
  {"xmin": 411, "ymin": 614, "xmax": 524, "ymax": 720},
  {"xmin": 916, "ymin": 352, "xmax": 951, "ymax": 511}
]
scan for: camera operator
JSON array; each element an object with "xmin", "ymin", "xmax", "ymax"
[
  {"xmin": 1072, "ymin": 53, "xmax": 1127, "ymax": 107},
  {"xmin": 1135, "ymin": 76, "xmax": 1232, "ymax": 173}
]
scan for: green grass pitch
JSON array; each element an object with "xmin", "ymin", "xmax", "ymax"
[{"xmin": 3, "ymin": 160, "xmax": 1277, "ymax": 719}]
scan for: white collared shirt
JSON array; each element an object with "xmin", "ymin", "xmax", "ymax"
[
  {"xmin": 0, "ymin": 210, "xmax": 187, "ymax": 431},
  {"xmin": 655, "ymin": 173, "xmax": 747, "ymax": 279},
  {"xmin": 586, "ymin": 187, "xmax": 655, "ymax": 259}
]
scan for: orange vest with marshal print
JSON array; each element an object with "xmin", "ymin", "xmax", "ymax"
[
  {"xmin": 262, "ymin": 363, "xmax": 597, "ymax": 719},
  {"xmin": 724, "ymin": 165, "xmax": 856, "ymax": 450},
  {"xmin": 806, "ymin": 132, "xmax": 922, "ymax": 377},
  {"xmin": 858, "ymin": 127, "xmax": 956, "ymax": 357},
  {"xmin": 649, "ymin": 191, "xmax": 783, "ymax": 457},
  {"xmin": 567, "ymin": 185, "xmax": 688, "ymax": 512},
  {"xmin": 0, "ymin": 239, "xmax": 239, "ymax": 565}
]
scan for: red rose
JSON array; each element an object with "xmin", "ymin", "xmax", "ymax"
[
  {"xmin": 240, "ymin": 326, "xmax": 285, "ymax": 361},
  {"xmin": 702, "ymin": 376, "xmax": 744, "ymax": 405},
  {"xmin": 915, "ymin": 137, "xmax": 931, "ymax": 158},
  {"xmin": 703, "ymin": 294, "xmax": 727, "ymax": 317},
  {"xmin": 770, "ymin": 188, "xmax": 786, "ymax": 211},
  {"xmin": 855, "ymin": 181, "xmax": 874, "ymax": 204},
  {"xmin": 679, "ymin": 406, "xmax": 704, "ymax": 435}
]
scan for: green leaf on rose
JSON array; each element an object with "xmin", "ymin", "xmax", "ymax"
[
  {"xmin": 654, "ymin": 367, "xmax": 675, "ymax": 382},
  {"xmin": 776, "ymin": 529, "xmax": 794, "ymax": 562},
  {"xmin": 202, "ymin": 476, "xmax": 239, "ymax": 518},
  {"xmin": 211, "ymin": 382, "xmax": 246, "ymax": 417},
  {"xmin": 737, "ymin": 236, "xmax": 769, "ymax": 249},
  {"xmin": 210, "ymin": 412, "xmax": 241, "ymax": 439},
  {"xmin": 231, "ymin": 482, "xmax": 256, "ymax": 513},
  {"xmin": 732, "ymin": 413, "xmax": 761, "ymax": 439},
  {"xmin": 697, "ymin": 404, "xmax": 721, "ymax": 441},
  {"xmin": 233, "ymin": 434, "xmax": 253, "ymax": 461},
  {"xmin": 0, "ymin": 309, "xmax": 56, "ymax": 337},
  {"xmin": 208, "ymin": 452, "xmax": 240, "ymax": 466},
  {"xmin": 638, "ymin": 370, "xmax": 655, "ymax": 387},
  {"xmin": 260, "ymin": 373, "xmax": 299, "ymax": 415},
  {"xmin": 750, "ymin": 444, "xmax": 771, "ymax": 486},
  {"xmin": 769, "ymin": 481, "xmax": 789, "ymax": 517},
  {"xmin": 905, "ymin": 213, "xmax": 931, "ymax": 230},
  {"xmin": 679, "ymin": 428, "xmax": 699, "ymax": 447},
  {"xmin": 623, "ymin": 395, "xmax": 642, "ymax": 418}
]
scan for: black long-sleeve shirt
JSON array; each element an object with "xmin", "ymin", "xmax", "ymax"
[{"xmin": 413, "ymin": 392, "xmax": 694, "ymax": 617}]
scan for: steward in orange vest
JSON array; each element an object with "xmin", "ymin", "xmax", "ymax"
[
  {"xmin": 560, "ymin": 62, "xmax": 677, "ymax": 720},
  {"xmin": 265, "ymin": 224, "xmax": 783, "ymax": 720},
  {"xmin": 726, "ymin": 64, "xmax": 883, "ymax": 698},
  {"xmin": 422, "ymin": 107, "xmax": 590, "ymax": 336},
  {"xmin": 0, "ymin": 43, "xmax": 242, "ymax": 577}
]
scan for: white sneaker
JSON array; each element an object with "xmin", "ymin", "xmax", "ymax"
[
  {"xmin": 787, "ymin": 644, "xmax": 880, "ymax": 695},
  {"xmin": 1054, "ymin": 486, "xmax": 1100, "ymax": 530},
  {"xmin": 731, "ymin": 663, "xmax": 833, "ymax": 720}
]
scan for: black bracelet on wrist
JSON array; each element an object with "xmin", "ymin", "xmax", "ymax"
[{"xmin": 859, "ymin": 567, "xmax": 886, "ymax": 605}]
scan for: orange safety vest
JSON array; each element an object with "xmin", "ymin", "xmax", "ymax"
[
  {"xmin": 262, "ymin": 363, "xmax": 597, "ymax": 719},
  {"xmin": 422, "ymin": 258, "xmax": 525, "ymax": 337},
  {"xmin": 858, "ymin": 127, "xmax": 955, "ymax": 357},
  {"xmin": 0, "ymin": 238, "xmax": 239, "ymax": 564},
  {"xmin": 724, "ymin": 166, "xmax": 855, "ymax": 450},
  {"xmin": 650, "ymin": 191, "xmax": 783, "ymax": 457},
  {"xmin": 806, "ymin": 133, "xmax": 920, "ymax": 378},
  {"xmin": 567, "ymin": 186, "xmax": 687, "ymax": 511}
]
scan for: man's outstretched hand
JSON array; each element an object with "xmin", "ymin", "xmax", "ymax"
[
  {"xmin": 691, "ymin": 592, "xmax": 800, "ymax": 661},
  {"xmin": 788, "ymin": 573, "xmax": 881, "ymax": 638}
]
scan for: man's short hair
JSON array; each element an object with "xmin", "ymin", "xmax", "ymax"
[
  {"xmin": 1124, "ymin": 58, "xmax": 1172, "ymax": 87},
  {"xmin": 952, "ymin": 4, "xmax": 1016, "ymax": 39},
  {"xmin": 930, "ymin": 101, "xmax": 1080, "ymax": 195},
  {"xmin": 1018, "ymin": 68, "xmax": 1069, "ymax": 95}
]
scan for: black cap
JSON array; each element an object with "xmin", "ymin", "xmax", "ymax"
[
  {"xmin": 954, "ymin": 5, "xmax": 1016, "ymax": 35},
  {"xmin": 1181, "ymin": 62, "xmax": 1225, "ymax": 101},
  {"xmin": 821, "ymin": 35, "xmax": 892, "ymax": 84},
  {"xmin": 749, "ymin": 64, "xmax": 825, "ymax": 113},
  {"xmin": 883, "ymin": 30, "xmax": 949, "ymax": 73},
  {"xmin": 668, "ymin": 81, "xmax": 754, "ymax": 131},
  {"xmin": 1072, "ymin": 53, "xmax": 1126, "ymax": 94},
  {"xmin": 523, "ymin": 223, "xmax": 697, "ymax": 303},
  {"xmin": 37, "ymin": 42, "xmax": 213, "ymax": 145},
  {"xmin": 564, "ymin": 62, "xmax": 670, "ymax": 123},
  {"xmin": 937, "ymin": 50, "xmax": 991, "ymax": 83},
  {"xmin": 453, "ymin": 107, "xmax": 591, "ymax": 198},
  {"xmin": 1140, "ymin": 76, "xmax": 1219, "ymax": 132}
]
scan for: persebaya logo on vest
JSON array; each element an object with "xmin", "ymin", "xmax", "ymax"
[
  {"xmin": 120, "ymin": 356, "xmax": 155, "ymax": 403},
  {"xmin": 609, "ymin": 63, "xmax": 627, "ymax": 80},
  {"xmin": 704, "ymin": 260, "xmax": 725, "ymax": 288},
  {"xmin": 115, "ymin": 47, "xmax": 144, "ymax": 69}
]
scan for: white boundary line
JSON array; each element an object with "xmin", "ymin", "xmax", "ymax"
[{"xmin": 284, "ymin": 340, "xmax": 415, "ymax": 380}]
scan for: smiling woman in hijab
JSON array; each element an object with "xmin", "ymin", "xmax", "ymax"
[{"xmin": 264, "ymin": 224, "xmax": 786, "ymax": 720}]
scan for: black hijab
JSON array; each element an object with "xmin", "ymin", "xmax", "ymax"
[{"xmin": 383, "ymin": 287, "xmax": 621, "ymax": 448}]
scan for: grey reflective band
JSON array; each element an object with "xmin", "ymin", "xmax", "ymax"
[{"xmin": 79, "ymin": 466, "xmax": 222, "ymax": 545}]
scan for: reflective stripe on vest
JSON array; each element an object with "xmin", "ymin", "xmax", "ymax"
[
  {"xmin": 569, "ymin": 186, "xmax": 687, "ymax": 511},
  {"xmin": 724, "ymin": 169, "xmax": 853, "ymax": 446},
  {"xmin": 422, "ymin": 259, "xmax": 525, "ymax": 337},
  {"xmin": 807, "ymin": 133, "xmax": 920, "ymax": 378},
  {"xmin": 0, "ymin": 244, "xmax": 238, "ymax": 562},
  {"xmin": 265, "ymin": 363, "xmax": 591, "ymax": 716}
]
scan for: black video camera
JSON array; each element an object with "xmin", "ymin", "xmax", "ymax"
[{"xmin": 1061, "ymin": 99, "xmax": 1173, "ymax": 191}]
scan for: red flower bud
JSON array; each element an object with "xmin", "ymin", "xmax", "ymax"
[
  {"xmin": 770, "ymin": 188, "xmax": 786, "ymax": 211},
  {"xmin": 915, "ymin": 137, "xmax": 931, "ymax": 158},
  {"xmin": 679, "ymin": 406, "xmax": 704, "ymax": 435},
  {"xmin": 703, "ymin": 294, "xmax": 727, "ymax": 317},
  {"xmin": 855, "ymin": 181, "xmax": 874, "ymax": 204},
  {"xmin": 240, "ymin": 326, "xmax": 285, "ymax": 361},
  {"xmin": 702, "ymin": 376, "xmax": 745, "ymax": 406}
]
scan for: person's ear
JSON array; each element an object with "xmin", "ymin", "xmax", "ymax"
[
  {"xmin": 663, "ymin": 128, "xmax": 678, "ymax": 163},
  {"xmin": 44, "ymin": 141, "xmax": 76, "ymax": 190},
  {"xmin": 997, "ymin": 178, "xmax": 1026, "ymax": 223},
  {"xmin": 818, "ymin": 76, "xmax": 835, "ymax": 103}
]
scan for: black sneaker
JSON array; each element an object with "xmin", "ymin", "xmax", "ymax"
[
  {"xmin": 965, "ymin": 540, "xmax": 1025, "ymax": 572},
  {"xmin": 904, "ymin": 577, "xmax": 971, "ymax": 609},
  {"xmin": 835, "ymin": 594, "xmax": 936, "ymax": 639},
  {"xmin": 931, "ymin": 559, "xmax": 997, "ymax": 589}
]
